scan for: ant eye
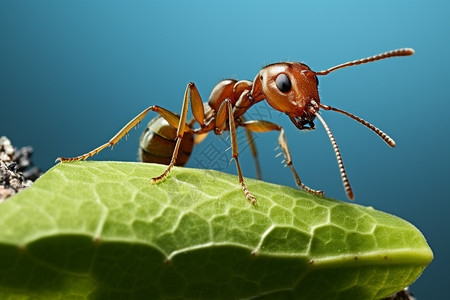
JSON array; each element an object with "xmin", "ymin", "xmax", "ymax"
[
  {"xmin": 315, "ymin": 75, "xmax": 319, "ymax": 86},
  {"xmin": 275, "ymin": 73, "xmax": 291, "ymax": 93}
]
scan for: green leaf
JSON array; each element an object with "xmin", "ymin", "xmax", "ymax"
[{"xmin": 0, "ymin": 161, "xmax": 432, "ymax": 299}]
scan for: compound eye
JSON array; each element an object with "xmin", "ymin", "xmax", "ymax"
[{"xmin": 275, "ymin": 73, "xmax": 291, "ymax": 93}]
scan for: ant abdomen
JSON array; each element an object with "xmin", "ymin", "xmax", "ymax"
[{"xmin": 139, "ymin": 115, "xmax": 194, "ymax": 166}]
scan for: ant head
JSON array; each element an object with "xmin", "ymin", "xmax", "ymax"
[
  {"xmin": 251, "ymin": 62, "xmax": 320, "ymax": 119},
  {"xmin": 250, "ymin": 48, "xmax": 415, "ymax": 122},
  {"xmin": 249, "ymin": 48, "xmax": 414, "ymax": 200}
]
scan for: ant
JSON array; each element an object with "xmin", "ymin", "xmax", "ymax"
[{"xmin": 57, "ymin": 48, "xmax": 414, "ymax": 204}]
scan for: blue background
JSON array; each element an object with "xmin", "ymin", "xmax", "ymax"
[{"xmin": 1, "ymin": 0, "xmax": 449, "ymax": 298}]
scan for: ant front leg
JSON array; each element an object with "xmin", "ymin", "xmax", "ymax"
[
  {"xmin": 240, "ymin": 120, "xmax": 324, "ymax": 197},
  {"xmin": 215, "ymin": 100, "xmax": 256, "ymax": 204}
]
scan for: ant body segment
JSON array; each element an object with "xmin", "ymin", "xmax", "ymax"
[
  {"xmin": 57, "ymin": 48, "xmax": 414, "ymax": 204},
  {"xmin": 138, "ymin": 115, "xmax": 195, "ymax": 167}
]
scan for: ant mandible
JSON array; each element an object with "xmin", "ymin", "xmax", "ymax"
[{"xmin": 56, "ymin": 48, "xmax": 414, "ymax": 204}]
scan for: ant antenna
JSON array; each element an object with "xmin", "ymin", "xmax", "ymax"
[
  {"xmin": 319, "ymin": 103, "xmax": 396, "ymax": 147},
  {"xmin": 313, "ymin": 48, "xmax": 414, "ymax": 76},
  {"xmin": 315, "ymin": 112, "xmax": 354, "ymax": 200}
]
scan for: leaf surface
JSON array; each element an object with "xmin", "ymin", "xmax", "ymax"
[{"xmin": 0, "ymin": 162, "xmax": 432, "ymax": 299}]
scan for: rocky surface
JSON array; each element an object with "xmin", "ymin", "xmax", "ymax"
[
  {"xmin": 384, "ymin": 288, "xmax": 415, "ymax": 300},
  {"xmin": 0, "ymin": 136, "xmax": 41, "ymax": 201}
]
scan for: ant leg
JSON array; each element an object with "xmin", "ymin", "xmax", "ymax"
[
  {"xmin": 239, "ymin": 116, "xmax": 262, "ymax": 180},
  {"xmin": 150, "ymin": 82, "xmax": 207, "ymax": 183},
  {"xmin": 216, "ymin": 100, "xmax": 256, "ymax": 204},
  {"xmin": 57, "ymin": 81, "xmax": 206, "ymax": 163},
  {"xmin": 56, "ymin": 105, "xmax": 186, "ymax": 162},
  {"xmin": 240, "ymin": 120, "xmax": 324, "ymax": 197},
  {"xmin": 244, "ymin": 127, "xmax": 262, "ymax": 180}
]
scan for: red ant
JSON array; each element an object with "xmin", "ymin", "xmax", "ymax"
[{"xmin": 57, "ymin": 48, "xmax": 414, "ymax": 204}]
